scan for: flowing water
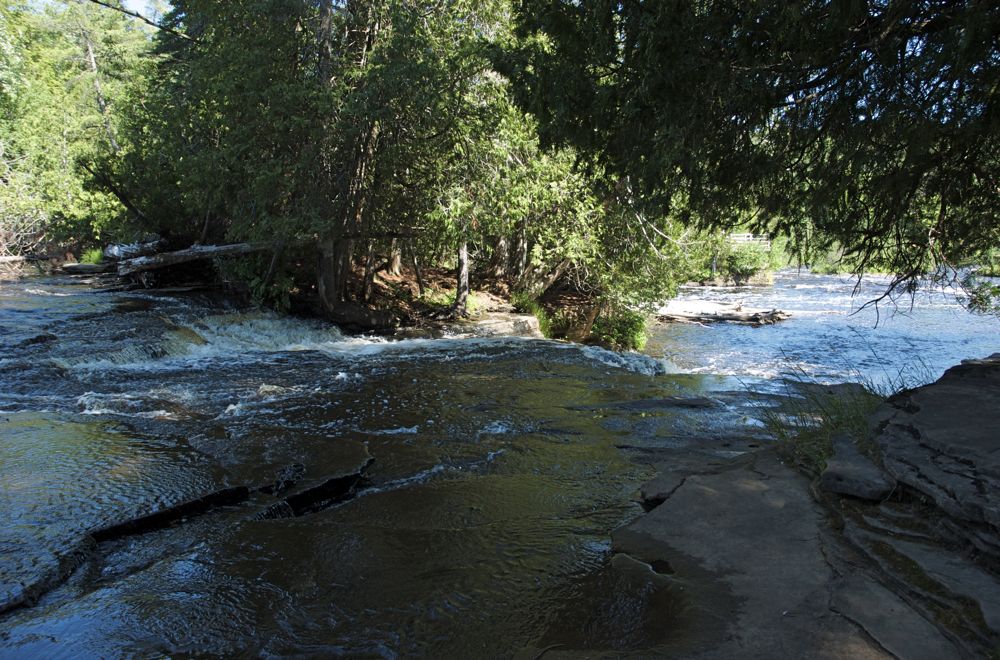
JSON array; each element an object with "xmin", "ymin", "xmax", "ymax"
[
  {"xmin": 648, "ymin": 270, "xmax": 999, "ymax": 389},
  {"xmin": 0, "ymin": 272, "xmax": 995, "ymax": 657}
]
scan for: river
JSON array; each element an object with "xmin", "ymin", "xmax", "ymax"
[
  {"xmin": 649, "ymin": 270, "xmax": 999, "ymax": 390},
  {"xmin": 0, "ymin": 271, "xmax": 995, "ymax": 656}
]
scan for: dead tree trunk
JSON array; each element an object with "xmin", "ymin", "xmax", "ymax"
[
  {"xmin": 83, "ymin": 31, "xmax": 120, "ymax": 153},
  {"xmin": 388, "ymin": 238, "xmax": 402, "ymax": 276},
  {"xmin": 453, "ymin": 239, "xmax": 470, "ymax": 316},
  {"xmin": 117, "ymin": 243, "xmax": 272, "ymax": 276}
]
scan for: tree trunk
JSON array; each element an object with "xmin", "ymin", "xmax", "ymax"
[
  {"xmin": 388, "ymin": 238, "xmax": 402, "ymax": 276},
  {"xmin": 453, "ymin": 239, "xmax": 470, "ymax": 316},
  {"xmin": 362, "ymin": 241, "xmax": 376, "ymax": 302},
  {"xmin": 83, "ymin": 32, "xmax": 120, "ymax": 153},
  {"xmin": 317, "ymin": 237, "xmax": 353, "ymax": 306},
  {"xmin": 511, "ymin": 220, "xmax": 529, "ymax": 281},
  {"xmin": 316, "ymin": 0, "xmax": 385, "ymax": 316},
  {"xmin": 409, "ymin": 243, "xmax": 425, "ymax": 296},
  {"xmin": 487, "ymin": 235, "xmax": 508, "ymax": 280},
  {"xmin": 517, "ymin": 258, "xmax": 570, "ymax": 298}
]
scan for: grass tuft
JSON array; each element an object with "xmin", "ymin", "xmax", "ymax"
[{"xmin": 757, "ymin": 360, "xmax": 934, "ymax": 477}]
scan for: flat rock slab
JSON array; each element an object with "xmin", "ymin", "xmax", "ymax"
[
  {"xmin": 430, "ymin": 313, "xmax": 542, "ymax": 339},
  {"xmin": 612, "ymin": 450, "xmax": 962, "ymax": 658},
  {"xmin": 821, "ymin": 433, "xmax": 894, "ymax": 501},
  {"xmin": 871, "ymin": 354, "xmax": 1000, "ymax": 545}
]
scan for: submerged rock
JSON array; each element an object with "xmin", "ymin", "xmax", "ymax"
[
  {"xmin": 820, "ymin": 433, "xmax": 894, "ymax": 501},
  {"xmin": 18, "ymin": 332, "xmax": 57, "ymax": 347}
]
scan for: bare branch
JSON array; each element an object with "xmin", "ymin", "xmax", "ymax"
[{"xmin": 83, "ymin": 0, "xmax": 197, "ymax": 43}]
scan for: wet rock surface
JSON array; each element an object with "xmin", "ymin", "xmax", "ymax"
[
  {"xmin": 613, "ymin": 450, "xmax": 951, "ymax": 658},
  {"xmin": 0, "ymin": 451, "xmax": 376, "ymax": 617}
]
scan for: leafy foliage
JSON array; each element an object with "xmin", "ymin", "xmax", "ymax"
[
  {"xmin": 591, "ymin": 307, "xmax": 648, "ymax": 352},
  {"xmin": 724, "ymin": 244, "xmax": 771, "ymax": 285},
  {"xmin": 509, "ymin": 0, "xmax": 1000, "ymax": 302},
  {"xmin": 0, "ymin": 0, "xmax": 148, "ymax": 255}
]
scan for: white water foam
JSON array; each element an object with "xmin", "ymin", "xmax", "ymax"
[
  {"xmin": 76, "ymin": 391, "xmax": 189, "ymax": 420},
  {"xmin": 372, "ymin": 426, "xmax": 420, "ymax": 435},
  {"xmin": 53, "ymin": 308, "xmax": 673, "ymax": 378},
  {"xmin": 478, "ymin": 421, "xmax": 513, "ymax": 435},
  {"xmin": 24, "ymin": 288, "xmax": 72, "ymax": 297}
]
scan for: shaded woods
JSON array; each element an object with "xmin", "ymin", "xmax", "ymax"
[{"xmin": 2, "ymin": 0, "xmax": 998, "ymax": 327}]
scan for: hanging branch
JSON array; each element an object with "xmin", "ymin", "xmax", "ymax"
[{"xmin": 84, "ymin": 0, "xmax": 198, "ymax": 43}]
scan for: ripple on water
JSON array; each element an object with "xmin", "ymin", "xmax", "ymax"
[
  {"xmin": 0, "ymin": 277, "xmax": 768, "ymax": 657},
  {"xmin": 0, "ymin": 412, "xmax": 224, "ymax": 609}
]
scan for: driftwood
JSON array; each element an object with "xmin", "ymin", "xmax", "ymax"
[
  {"xmin": 117, "ymin": 242, "xmax": 271, "ymax": 276},
  {"xmin": 103, "ymin": 238, "xmax": 167, "ymax": 261},
  {"xmin": 656, "ymin": 300, "xmax": 790, "ymax": 326},
  {"xmin": 0, "ymin": 254, "xmax": 58, "ymax": 264}
]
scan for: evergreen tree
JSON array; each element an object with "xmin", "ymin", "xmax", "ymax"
[{"xmin": 508, "ymin": 0, "xmax": 1000, "ymax": 300}]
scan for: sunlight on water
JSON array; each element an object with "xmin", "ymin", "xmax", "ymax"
[{"xmin": 647, "ymin": 270, "xmax": 999, "ymax": 389}]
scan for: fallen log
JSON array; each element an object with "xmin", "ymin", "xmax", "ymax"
[
  {"xmin": 103, "ymin": 237, "xmax": 167, "ymax": 261},
  {"xmin": 658, "ymin": 309, "xmax": 790, "ymax": 325},
  {"xmin": 117, "ymin": 242, "xmax": 271, "ymax": 276},
  {"xmin": 656, "ymin": 300, "xmax": 790, "ymax": 326},
  {"xmin": 0, "ymin": 254, "xmax": 54, "ymax": 264}
]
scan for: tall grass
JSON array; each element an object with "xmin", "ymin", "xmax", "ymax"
[{"xmin": 758, "ymin": 358, "xmax": 933, "ymax": 477}]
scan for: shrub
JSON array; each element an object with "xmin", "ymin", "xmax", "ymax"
[
  {"xmin": 80, "ymin": 248, "xmax": 104, "ymax": 264},
  {"xmin": 511, "ymin": 291, "xmax": 567, "ymax": 338},
  {"xmin": 591, "ymin": 307, "xmax": 648, "ymax": 351},
  {"xmin": 723, "ymin": 243, "xmax": 770, "ymax": 284}
]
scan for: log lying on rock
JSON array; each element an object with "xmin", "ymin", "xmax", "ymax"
[
  {"xmin": 656, "ymin": 300, "xmax": 790, "ymax": 326},
  {"xmin": 117, "ymin": 242, "xmax": 271, "ymax": 276},
  {"xmin": 103, "ymin": 237, "xmax": 167, "ymax": 261}
]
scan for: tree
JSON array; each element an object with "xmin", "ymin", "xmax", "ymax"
[
  {"xmin": 0, "ymin": 0, "xmax": 149, "ymax": 256},
  {"xmin": 508, "ymin": 0, "xmax": 1000, "ymax": 302}
]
